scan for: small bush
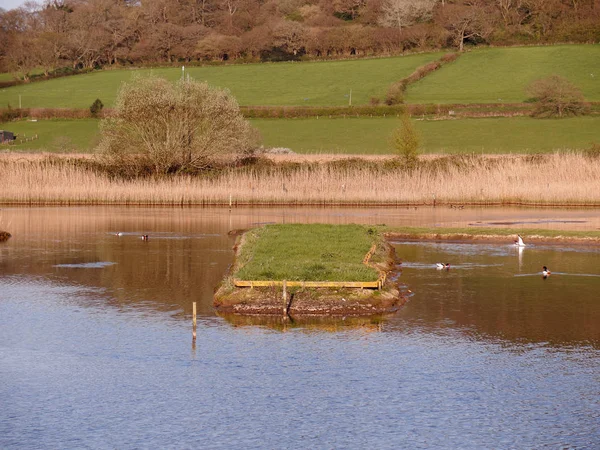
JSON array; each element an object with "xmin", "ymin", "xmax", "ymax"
[
  {"xmin": 90, "ymin": 99, "xmax": 104, "ymax": 118},
  {"xmin": 527, "ymin": 75, "xmax": 590, "ymax": 118},
  {"xmin": 391, "ymin": 114, "xmax": 420, "ymax": 167},
  {"xmin": 0, "ymin": 106, "xmax": 26, "ymax": 122},
  {"xmin": 385, "ymin": 81, "xmax": 405, "ymax": 106},
  {"xmin": 584, "ymin": 143, "xmax": 600, "ymax": 159},
  {"xmin": 440, "ymin": 52, "xmax": 459, "ymax": 63}
]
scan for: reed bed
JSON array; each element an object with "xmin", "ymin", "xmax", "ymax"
[{"xmin": 1, "ymin": 153, "xmax": 599, "ymax": 206}]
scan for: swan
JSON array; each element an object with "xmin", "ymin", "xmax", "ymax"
[
  {"xmin": 115, "ymin": 232, "xmax": 124, "ymax": 236},
  {"xmin": 436, "ymin": 263, "xmax": 450, "ymax": 270},
  {"xmin": 542, "ymin": 266, "xmax": 551, "ymax": 277},
  {"xmin": 514, "ymin": 235, "xmax": 526, "ymax": 247}
]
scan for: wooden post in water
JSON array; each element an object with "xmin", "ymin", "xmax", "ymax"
[
  {"xmin": 192, "ymin": 302, "xmax": 197, "ymax": 341},
  {"xmin": 282, "ymin": 280, "xmax": 288, "ymax": 320}
]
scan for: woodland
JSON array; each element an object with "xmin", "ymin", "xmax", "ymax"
[{"xmin": 1, "ymin": 0, "xmax": 599, "ymax": 79}]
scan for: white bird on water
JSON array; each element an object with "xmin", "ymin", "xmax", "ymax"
[
  {"xmin": 115, "ymin": 232, "xmax": 124, "ymax": 236},
  {"xmin": 436, "ymin": 263, "xmax": 450, "ymax": 270},
  {"xmin": 514, "ymin": 235, "xmax": 526, "ymax": 247}
]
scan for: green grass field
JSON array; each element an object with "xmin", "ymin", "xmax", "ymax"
[
  {"xmin": 2, "ymin": 116, "xmax": 600, "ymax": 154},
  {"xmin": 0, "ymin": 119, "xmax": 100, "ymax": 152},
  {"xmin": 405, "ymin": 45, "xmax": 600, "ymax": 104},
  {"xmin": 0, "ymin": 53, "xmax": 442, "ymax": 109},
  {"xmin": 234, "ymin": 224, "xmax": 380, "ymax": 282},
  {"xmin": 2, "ymin": 45, "xmax": 598, "ymax": 109},
  {"xmin": 254, "ymin": 116, "xmax": 600, "ymax": 154}
]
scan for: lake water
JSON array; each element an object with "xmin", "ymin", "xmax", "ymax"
[{"xmin": 1, "ymin": 207, "xmax": 599, "ymax": 449}]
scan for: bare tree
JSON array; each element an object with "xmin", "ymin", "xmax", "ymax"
[
  {"xmin": 527, "ymin": 75, "xmax": 589, "ymax": 118},
  {"xmin": 440, "ymin": 2, "xmax": 492, "ymax": 51},
  {"xmin": 98, "ymin": 76, "xmax": 259, "ymax": 174},
  {"xmin": 378, "ymin": 0, "xmax": 436, "ymax": 31}
]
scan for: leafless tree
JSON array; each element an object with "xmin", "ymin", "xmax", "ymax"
[
  {"xmin": 440, "ymin": 2, "xmax": 492, "ymax": 51},
  {"xmin": 527, "ymin": 75, "xmax": 589, "ymax": 118},
  {"xmin": 378, "ymin": 0, "xmax": 436, "ymax": 30},
  {"xmin": 98, "ymin": 76, "xmax": 259, "ymax": 174}
]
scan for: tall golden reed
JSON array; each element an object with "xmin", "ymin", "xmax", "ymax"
[{"xmin": 1, "ymin": 153, "xmax": 599, "ymax": 206}]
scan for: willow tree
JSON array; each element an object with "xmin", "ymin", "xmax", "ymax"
[{"xmin": 98, "ymin": 75, "xmax": 257, "ymax": 174}]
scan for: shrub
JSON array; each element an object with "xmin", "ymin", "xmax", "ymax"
[
  {"xmin": 527, "ymin": 75, "xmax": 590, "ymax": 118},
  {"xmin": 391, "ymin": 113, "xmax": 420, "ymax": 166},
  {"xmin": 90, "ymin": 99, "xmax": 104, "ymax": 118},
  {"xmin": 98, "ymin": 75, "xmax": 259, "ymax": 175},
  {"xmin": 584, "ymin": 143, "xmax": 600, "ymax": 159},
  {"xmin": 385, "ymin": 81, "xmax": 405, "ymax": 105},
  {"xmin": 0, "ymin": 105, "xmax": 26, "ymax": 122}
]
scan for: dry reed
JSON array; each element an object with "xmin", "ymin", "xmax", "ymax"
[{"xmin": 1, "ymin": 153, "xmax": 599, "ymax": 206}]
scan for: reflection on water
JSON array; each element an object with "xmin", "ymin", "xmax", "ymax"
[
  {"xmin": 218, "ymin": 312, "xmax": 387, "ymax": 332},
  {"xmin": 1, "ymin": 206, "xmax": 600, "ymax": 448},
  {"xmin": 390, "ymin": 241, "xmax": 600, "ymax": 346}
]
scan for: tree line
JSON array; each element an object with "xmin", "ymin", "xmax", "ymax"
[{"xmin": 1, "ymin": 0, "xmax": 599, "ymax": 78}]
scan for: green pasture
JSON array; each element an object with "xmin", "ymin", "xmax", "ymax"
[
  {"xmin": 254, "ymin": 116, "xmax": 600, "ymax": 154},
  {"xmin": 0, "ymin": 119, "xmax": 100, "ymax": 152},
  {"xmin": 2, "ymin": 116, "xmax": 600, "ymax": 154},
  {"xmin": 0, "ymin": 53, "xmax": 442, "ymax": 109},
  {"xmin": 405, "ymin": 45, "xmax": 600, "ymax": 104},
  {"xmin": 234, "ymin": 224, "xmax": 380, "ymax": 282}
]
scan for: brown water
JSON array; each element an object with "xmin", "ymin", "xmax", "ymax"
[{"xmin": 1, "ymin": 206, "xmax": 599, "ymax": 448}]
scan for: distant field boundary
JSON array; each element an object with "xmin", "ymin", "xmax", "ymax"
[{"xmin": 3, "ymin": 103, "xmax": 600, "ymax": 122}]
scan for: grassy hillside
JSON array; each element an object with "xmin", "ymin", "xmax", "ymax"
[
  {"xmin": 0, "ymin": 53, "xmax": 442, "ymax": 109},
  {"xmin": 255, "ymin": 116, "xmax": 600, "ymax": 154},
  {"xmin": 0, "ymin": 119, "xmax": 100, "ymax": 152},
  {"xmin": 3, "ymin": 116, "xmax": 600, "ymax": 154},
  {"xmin": 405, "ymin": 45, "xmax": 600, "ymax": 104}
]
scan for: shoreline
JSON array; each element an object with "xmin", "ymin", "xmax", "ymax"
[{"xmin": 1, "ymin": 153, "xmax": 600, "ymax": 207}]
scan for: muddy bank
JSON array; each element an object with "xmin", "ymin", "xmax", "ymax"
[
  {"xmin": 0, "ymin": 231, "xmax": 11, "ymax": 241},
  {"xmin": 215, "ymin": 283, "xmax": 407, "ymax": 317},
  {"xmin": 214, "ymin": 235, "xmax": 406, "ymax": 318}
]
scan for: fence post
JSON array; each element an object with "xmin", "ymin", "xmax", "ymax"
[{"xmin": 282, "ymin": 280, "xmax": 288, "ymax": 320}]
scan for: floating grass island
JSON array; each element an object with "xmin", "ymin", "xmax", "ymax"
[
  {"xmin": 0, "ymin": 231, "xmax": 11, "ymax": 242},
  {"xmin": 214, "ymin": 224, "xmax": 406, "ymax": 318}
]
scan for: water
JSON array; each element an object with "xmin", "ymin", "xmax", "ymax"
[{"xmin": 1, "ymin": 207, "xmax": 599, "ymax": 449}]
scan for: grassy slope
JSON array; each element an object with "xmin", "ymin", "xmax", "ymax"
[
  {"xmin": 0, "ymin": 53, "xmax": 442, "ymax": 109},
  {"xmin": 405, "ymin": 45, "xmax": 600, "ymax": 104},
  {"xmin": 254, "ymin": 116, "xmax": 600, "ymax": 154},
  {"xmin": 0, "ymin": 119, "xmax": 100, "ymax": 152},
  {"xmin": 3, "ymin": 115, "xmax": 600, "ymax": 154},
  {"xmin": 234, "ymin": 224, "xmax": 380, "ymax": 282}
]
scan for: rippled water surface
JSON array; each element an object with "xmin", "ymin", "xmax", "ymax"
[{"xmin": 1, "ymin": 207, "xmax": 599, "ymax": 449}]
